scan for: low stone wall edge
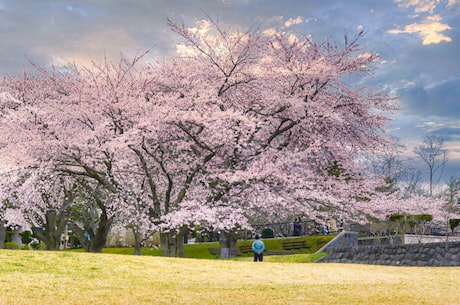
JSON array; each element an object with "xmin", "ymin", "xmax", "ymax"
[{"xmin": 318, "ymin": 240, "xmax": 460, "ymax": 266}]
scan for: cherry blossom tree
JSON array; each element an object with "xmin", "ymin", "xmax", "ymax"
[
  {"xmin": 0, "ymin": 177, "xmax": 12, "ymax": 249},
  {"xmin": 0, "ymin": 17, "xmax": 406, "ymax": 257},
  {"xmin": 0, "ymin": 169, "xmax": 26, "ymax": 248},
  {"xmin": 162, "ymin": 18, "xmax": 398, "ymax": 250},
  {"xmin": 0, "ymin": 58, "xmax": 135, "ymax": 252},
  {"xmin": 13, "ymin": 166, "xmax": 75, "ymax": 250}
]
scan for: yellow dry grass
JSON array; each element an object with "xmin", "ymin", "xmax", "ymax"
[{"xmin": 1, "ymin": 249, "xmax": 459, "ymax": 305}]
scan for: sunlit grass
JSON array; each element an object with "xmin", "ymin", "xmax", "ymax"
[
  {"xmin": 235, "ymin": 252, "xmax": 326, "ymax": 263},
  {"xmin": 1, "ymin": 249, "xmax": 459, "ymax": 305}
]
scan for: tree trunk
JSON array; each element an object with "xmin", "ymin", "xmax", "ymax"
[
  {"xmin": 45, "ymin": 210, "xmax": 60, "ymax": 250},
  {"xmin": 160, "ymin": 229, "xmax": 185, "ymax": 257},
  {"xmin": 219, "ymin": 231, "xmax": 238, "ymax": 258},
  {"xmin": 70, "ymin": 223, "xmax": 90, "ymax": 251},
  {"xmin": 0, "ymin": 219, "xmax": 6, "ymax": 249},
  {"xmin": 88, "ymin": 211, "xmax": 112, "ymax": 253},
  {"xmin": 70, "ymin": 210, "xmax": 113, "ymax": 253},
  {"xmin": 30, "ymin": 209, "xmax": 68, "ymax": 250},
  {"xmin": 133, "ymin": 228, "xmax": 142, "ymax": 256}
]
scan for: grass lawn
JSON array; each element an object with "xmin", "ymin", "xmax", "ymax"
[
  {"xmin": 1, "ymin": 249, "xmax": 460, "ymax": 305},
  {"xmin": 98, "ymin": 235, "xmax": 335, "ymax": 259}
]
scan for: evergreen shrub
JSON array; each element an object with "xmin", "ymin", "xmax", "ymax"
[
  {"xmin": 4, "ymin": 242, "xmax": 20, "ymax": 249},
  {"xmin": 261, "ymin": 228, "xmax": 274, "ymax": 239}
]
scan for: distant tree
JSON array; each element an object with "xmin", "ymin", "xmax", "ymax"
[
  {"xmin": 388, "ymin": 213, "xmax": 405, "ymax": 244},
  {"xmin": 368, "ymin": 139, "xmax": 405, "ymax": 193},
  {"xmin": 445, "ymin": 176, "xmax": 460, "ymax": 205},
  {"xmin": 414, "ymin": 135, "xmax": 448, "ymax": 196},
  {"xmin": 449, "ymin": 218, "xmax": 460, "ymax": 235},
  {"xmin": 444, "ymin": 176, "xmax": 460, "ymax": 239},
  {"xmin": 400, "ymin": 159, "xmax": 424, "ymax": 195},
  {"xmin": 370, "ymin": 192, "xmax": 448, "ymax": 229}
]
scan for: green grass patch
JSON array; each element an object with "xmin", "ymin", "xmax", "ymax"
[
  {"xmin": 265, "ymin": 252, "xmax": 327, "ymax": 263},
  {"xmin": 181, "ymin": 241, "xmax": 221, "ymax": 258},
  {"xmin": 82, "ymin": 235, "xmax": 335, "ymax": 260},
  {"xmin": 235, "ymin": 252, "xmax": 326, "ymax": 263},
  {"xmin": 101, "ymin": 247, "xmax": 163, "ymax": 256},
  {"xmin": 236, "ymin": 235, "xmax": 333, "ymax": 256}
]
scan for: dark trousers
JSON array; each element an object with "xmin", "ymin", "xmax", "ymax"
[{"xmin": 253, "ymin": 252, "xmax": 263, "ymax": 262}]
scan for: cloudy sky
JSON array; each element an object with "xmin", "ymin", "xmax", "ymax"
[{"xmin": 1, "ymin": 0, "xmax": 459, "ymax": 183}]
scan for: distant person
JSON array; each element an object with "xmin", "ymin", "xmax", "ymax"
[
  {"xmin": 208, "ymin": 229, "xmax": 214, "ymax": 242},
  {"xmin": 322, "ymin": 225, "xmax": 329, "ymax": 235},
  {"xmin": 293, "ymin": 218, "xmax": 302, "ymax": 236},
  {"xmin": 328, "ymin": 218, "xmax": 337, "ymax": 234},
  {"xmin": 252, "ymin": 234, "xmax": 265, "ymax": 262},
  {"xmin": 184, "ymin": 229, "xmax": 189, "ymax": 244}
]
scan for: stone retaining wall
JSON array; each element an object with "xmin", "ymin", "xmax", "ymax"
[
  {"xmin": 316, "ymin": 231, "xmax": 358, "ymax": 253},
  {"xmin": 318, "ymin": 240, "xmax": 460, "ymax": 266}
]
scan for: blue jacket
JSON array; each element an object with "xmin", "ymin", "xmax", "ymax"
[{"xmin": 252, "ymin": 239, "xmax": 265, "ymax": 253}]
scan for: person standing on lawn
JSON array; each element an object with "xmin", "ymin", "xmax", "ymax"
[
  {"xmin": 252, "ymin": 234, "xmax": 265, "ymax": 262},
  {"xmin": 293, "ymin": 218, "xmax": 302, "ymax": 236}
]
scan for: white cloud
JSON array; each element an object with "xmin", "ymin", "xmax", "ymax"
[
  {"xmin": 445, "ymin": 139, "xmax": 460, "ymax": 162},
  {"xmin": 394, "ymin": 0, "xmax": 440, "ymax": 13},
  {"xmin": 175, "ymin": 44, "xmax": 199, "ymax": 56},
  {"xmin": 188, "ymin": 19, "xmax": 212, "ymax": 35},
  {"xmin": 415, "ymin": 120, "xmax": 446, "ymax": 132},
  {"xmin": 387, "ymin": 15, "xmax": 452, "ymax": 45},
  {"xmin": 35, "ymin": 27, "xmax": 141, "ymax": 67},
  {"xmin": 401, "ymin": 79, "xmax": 417, "ymax": 89},
  {"xmin": 284, "ymin": 16, "xmax": 302, "ymax": 28},
  {"xmin": 262, "ymin": 28, "xmax": 277, "ymax": 36},
  {"xmin": 287, "ymin": 33, "xmax": 299, "ymax": 44},
  {"xmin": 304, "ymin": 17, "xmax": 318, "ymax": 23}
]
